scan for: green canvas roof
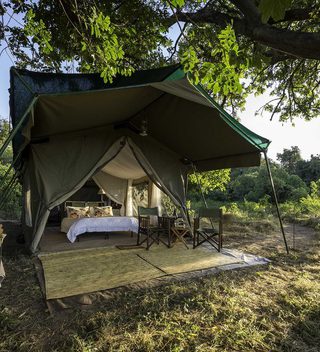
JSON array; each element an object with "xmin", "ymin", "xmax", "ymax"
[{"xmin": 10, "ymin": 64, "xmax": 270, "ymax": 172}]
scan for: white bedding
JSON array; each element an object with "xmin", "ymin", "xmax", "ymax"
[
  {"xmin": 66, "ymin": 216, "xmax": 139, "ymax": 243},
  {"xmin": 61, "ymin": 217, "xmax": 78, "ymax": 233}
]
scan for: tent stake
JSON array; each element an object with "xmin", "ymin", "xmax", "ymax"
[{"xmin": 263, "ymin": 151, "xmax": 289, "ymax": 254}]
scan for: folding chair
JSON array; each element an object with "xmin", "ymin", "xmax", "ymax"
[
  {"xmin": 137, "ymin": 207, "xmax": 159, "ymax": 249},
  {"xmin": 137, "ymin": 207, "xmax": 173, "ymax": 250},
  {"xmin": 158, "ymin": 216, "xmax": 175, "ymax": 248},
  {"xmin": 193, "ymin": 208, "xmax": 223, "ymax": 252}
]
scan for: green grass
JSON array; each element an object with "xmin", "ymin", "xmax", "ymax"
[{"xmin": 1, "ymin": 220, "xmax": 320, "ymax": 351}]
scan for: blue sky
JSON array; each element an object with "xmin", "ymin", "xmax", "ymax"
[{"xmin": 0, "ymin": 22, "xmax": 319, "ymax": 161}]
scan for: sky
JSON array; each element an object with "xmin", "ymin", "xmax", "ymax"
[
  {"xmin": 1, "ymin": 21, "xmax": 319, "ymax": 161},
  {"xmin": 238, "ymin": 94, "xmax": 320, "ymax": 160}
]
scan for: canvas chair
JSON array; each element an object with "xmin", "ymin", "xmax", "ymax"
[
  {"xmin": 137, "ymin": 207, "xmax": 173, "ymax": 249},
  {"xmin": 193, "ymin": 208, "xmax": 223, "ymax": 252}
]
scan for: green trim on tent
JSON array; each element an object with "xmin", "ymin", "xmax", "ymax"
[
  {"xmin": 163, "ymin": 66, "xmax": 185, "ymax": 81},
  {"xmin": 191, "ymin": 81, "xmax": 270, "ymax": 152}
]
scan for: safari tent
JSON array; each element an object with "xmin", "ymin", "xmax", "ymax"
[{"xmin": 3, "ymin": 64, "xmax": 282, "ymax": 254}]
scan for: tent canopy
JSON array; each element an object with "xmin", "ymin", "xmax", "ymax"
[
  {"xmin": 99, "ymin": 144, "xmax": 146, "ymax": 180},
  {"xmin": 11, "ymin": 64, "xmax": 270, "ymax": 171},
  {"xmin": 9, "ymin": 64, "xmax": 271, "ymax": 253}
]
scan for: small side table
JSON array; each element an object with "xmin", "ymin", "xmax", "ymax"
[{"xmin": 170, "ymin": 226, "xmax": 190, "ymax": 249}]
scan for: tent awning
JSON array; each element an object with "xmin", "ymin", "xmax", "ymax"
[{"xmin": 10, "ymin": 64, "xmax": 270, "ymax": 171}]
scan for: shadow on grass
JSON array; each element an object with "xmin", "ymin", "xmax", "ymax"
[
  {"xmin": 1, "ymin": 218, "xmax": 320, "ymax": 352},
  {"xmin": 278, "ymin": 306, "xmax": 320, "ymax": 352}
]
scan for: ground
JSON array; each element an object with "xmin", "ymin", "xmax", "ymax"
[{"xmin": 1, "ymin": 219, "xmax": 320, "ymax": 352}]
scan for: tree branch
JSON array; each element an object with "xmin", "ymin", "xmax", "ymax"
[
  {"xmin": 228, "ymin": 0, "xmax": 260, "ymax": 22},
  {"xmin": 268, "ymin": 7, "xmax": 315, "ymax": 24},
  {"xmin": 169, "ymin": 7, "xmax": 237, "ymax": 28},
  {"xmin": 166, "ymin": 21, "xmax": 187, "ymax": 62},
  {"xmin": 252, "ymin": 25, "xmax": 320, "ymax": 60},
  {"xmin": 170, "ymin": 5, "xmax": 320, "ymax": 60}
]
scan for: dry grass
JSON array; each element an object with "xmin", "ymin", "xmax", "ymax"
[{"xmin": 1, "ymin": 219, "xmax": 320, "ymax": 352}]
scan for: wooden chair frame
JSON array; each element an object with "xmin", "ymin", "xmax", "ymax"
[
  {"xmin": 137, "ymin": 207, "xmax": 174, "ymax": 250},
  {"xmin": 193, "ymin": 208, "xmax": 223, "ymax": 252}
]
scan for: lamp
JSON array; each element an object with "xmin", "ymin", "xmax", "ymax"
[
  {"xmin": 98, "ymin": 188, "xmax": 106, "ymax": 202},
  {"xmin": 139, "ymin": 118, "xmax": 148, "ymax": 137}
]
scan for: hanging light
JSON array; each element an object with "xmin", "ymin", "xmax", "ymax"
[
  {"xmin": 140, "ymin": 118, "xmax": 148, "ymax": 137},
  {"xmin": 97, "ymin": 188, "xmax": 106, "ymax": 202}
]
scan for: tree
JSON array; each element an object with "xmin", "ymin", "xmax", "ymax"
[
  {"xmin": 0, "ymin": 119, "xmax": 12, "ymax": 163},
  {"xmin": 0, "ymin": 119, "xmax": 21, "ymax": 219},
  {"xmin": 226, "ymin": 161, "xmax": 309, "ymax": 203},
  {"xmin": 296, "ymin": 154, "xmax": 320, "ymax": 185},
  {"xmin": 188, "ymin": 169, "xmax": 231, "ymax": 195},
  {"xmin": 276, "ymin": 146, "xmax": 302, "ymax": 173},
  {"xmin": 1, "ymin": 0, "xmax": 319, "ymax": 121}
]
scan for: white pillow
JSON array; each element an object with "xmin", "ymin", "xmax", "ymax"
[
  {"xmin": 93, "ymin": 206, "xmax": 113, "ymax": 217},
  {"xmin": 67, "ymin": 206, "xmax": 90, "ymax": 219}
]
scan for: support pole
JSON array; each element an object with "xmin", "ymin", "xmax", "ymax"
[
  {"xmin": 0, "ymin": 172, "xmax": 19, "ymax": 208},
  {"xmin": 11, "ymin": 68, "xmax": 36, "ymax": 96},
  {"xmin": 0, "ymin": 178, "xmax": 19, "ymax": 210},
  {"xmin": 0, "ymin": 149, "xmax": 22, "ymax": 190},
  {"xmin": 264, "ymin": 151, "xmax": 289, "ymax": 254},
  {"xmin": 192, "ymin": 164, "xmax": 215, "ymax": 229},
  {"xmin": 192, "ymin": 164, "xmax": 208, "ymax": 208},
  {"xmin": 0, "ymin": 96, "xmax": 38, "ymax": 159}
]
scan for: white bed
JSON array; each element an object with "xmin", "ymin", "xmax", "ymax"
[{"xmin": 65, "ymin": 216, "xmax": 139, "ymax": 243}]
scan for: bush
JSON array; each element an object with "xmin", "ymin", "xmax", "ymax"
[
  {"xmin": 300, "ymin": 196, "xmax": 320, "ymax": 217},
  {"xmin": 240, "ymin": 199, "xmax": 271, "ymax": 219},
  {"xmin": 289, "ymin": 187, "xmax": 309, "ymax": 201},
  {"xmin": 0, "ymin": 162, "xmax": 21, "ymax": 220},
  {"xmin": 279, "ymin": 201, "xmax": 302, "ymax": 220}
]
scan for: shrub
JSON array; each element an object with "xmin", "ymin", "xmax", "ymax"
[
  {"xmin": 240, "ymin": 200, "xmax": 271, "ymax": 219},
  {"xmin": 0, "ymin": 162, "xmax": 21, "ymax": 220},
  {"xmin": 279, "ymin": 201, "xmax": 302, "ymax": 220},
  {"xmin": 300, "ymin": 196, "xmax": 320, "ymax": 217}
]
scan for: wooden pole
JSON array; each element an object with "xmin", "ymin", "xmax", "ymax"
[
  {"xmin": 192, "ymin": 164, "xmax": 208, "ymax": 208},
  {"xmin": 0, "ymin": 96, "xmax": 38, "ymax": 159},
  {"xmin": 264, "ymin": 151, "xmax": 289, "ymax": 254}
]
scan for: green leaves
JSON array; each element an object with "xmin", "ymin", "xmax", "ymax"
[
  {"xmin": 4, "ymin": 0, "xmax": 320, "ymax": 122},
  {"xmin": 189, "ymin": 169, "xmax": 231, "ymax": 194},
  {"xmin": 180, "ymin": 23, "xmax": 248, "ymax": 104},
  {"xmin": 81, "ymin": 9, "xmax": 129, "ymax": 82},
  {"xmin": 24, "ymin": 9, "xmax": 53, "ymax": 55},
  {"xmin": 168, "ymin": 0, "xmax": 186, "ymax": 7},
  {"xmin": 181, "ymin": 47, "xmax": 199, "ymax": 73},
  {"xmin": 89, "ymin": 8, "xmax": 111, "ymax": 39},
  {"xmin": 258, "ymin": 0, "xmax": 292, "ymax": 23}
]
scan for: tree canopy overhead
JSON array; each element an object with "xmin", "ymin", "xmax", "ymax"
[{"xmin": 1, "ymin": 0, "xmax": 319, "ymax": 121}]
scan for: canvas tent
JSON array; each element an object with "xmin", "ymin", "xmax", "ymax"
[{"xmin": 6, "ymin": 64, "xmax": 276, "ymax": 253}]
